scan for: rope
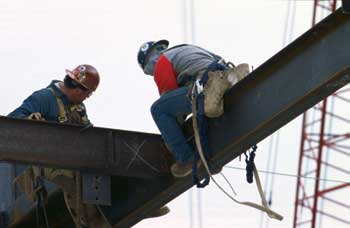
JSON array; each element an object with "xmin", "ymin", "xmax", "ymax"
[
  {"xmin": 63, "ymin": 193, "xmax": 78, "ymax": 226},
  {"xmin": 34, "ymin": 169, "xmax": 50, "ymax": 228},
  {"xmin": 191, "ymin": 86, "xmax": 210, "ymax": 188},
  {"xmin": 75, "ymin": 171, "xmax": 81, "ymax": 228},
  {"xmin": 40, "ymin": 191, "xmax": 50, "ymax": 228},
  {"xmin": 190, "ymin": 59, "xmax": 229, "ymax": 187},
  {"xmin": 268, "ymin": 131, "xmax": 280, "ymax": 207},
  {"xmin": 191, "ymin": 79, "xmax": 283, "ymax": 221},
  {"xmin": 260, "ymin": 133, "xmax": 274, "ymax": 228}
]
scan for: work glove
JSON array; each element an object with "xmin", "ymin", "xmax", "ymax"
[{"xmin": 27, "ymin": 112, "xmax": 45, "ymax": 121}]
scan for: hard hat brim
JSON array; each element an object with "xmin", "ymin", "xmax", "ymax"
[
  {"xmin": 143, "ymin": 39, "xmax": 169, "ymax": 68},
  {"xmin": 153, "ymin": 39, "xmax": 169, "ymax": 48},
  {"xmin": 65, "ymin": 69, "xmax": 91, "ymax": 91}
]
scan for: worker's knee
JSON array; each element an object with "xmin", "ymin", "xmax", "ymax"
[{"xmin": 150, "ymin": 100, "xmax": 161, "ymax": 121}]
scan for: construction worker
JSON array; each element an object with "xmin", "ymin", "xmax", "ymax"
[
  {"xmin": 7, "ymin": 64, "xmax": 108, "ymax": 227},
  {"xmin": 137, "ymin": 40, "xmax": 249, "ymax": 178},
  {"xmin": 8, "ymin": 64, "xmax": 169, "ymax": 227},
  {"xmin": 8, "ymin": 64, "xmax": 98, "ymax": 122}
]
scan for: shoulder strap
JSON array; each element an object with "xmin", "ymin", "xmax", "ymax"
[
  {"xmin": 48, "ymin": 86, "xmax": 90, "ymax": 125},
  {"xmin": 48, "ymin": 87, "xmax": 67, "ymax": 123}
]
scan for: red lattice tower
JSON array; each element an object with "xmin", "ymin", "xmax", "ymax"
[{"xmin": 293, "ymin": 1, "xmax": 350, "ymax": 228}]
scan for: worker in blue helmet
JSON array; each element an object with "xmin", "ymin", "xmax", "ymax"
[{"xmin": 137, "ymin": 40, "xmax": 250, "ymax": 177}]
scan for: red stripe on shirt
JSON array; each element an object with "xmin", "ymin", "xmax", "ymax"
[{"xmin": 154, "ymin": 54, "xmax": 178, "ymax": 95}]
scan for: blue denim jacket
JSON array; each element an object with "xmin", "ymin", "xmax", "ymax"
[{"xmin": 8, "ymin": 80, "xmax": 76, "ymax": 122}]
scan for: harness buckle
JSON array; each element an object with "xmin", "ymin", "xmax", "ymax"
[
  {"xmin": 58, "ymin": 116, "xmax": 68, "ymax": 123},
  {"xmin": 195, "ymin": 79, "xmax": 204, "ymax": 94}
]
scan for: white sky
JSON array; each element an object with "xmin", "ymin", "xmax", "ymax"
[{"xmin": 0, "ymin": 0, "xmax": 348, "ymax": 228}]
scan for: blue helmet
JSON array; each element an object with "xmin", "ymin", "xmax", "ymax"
[{"xmin": 137, "ymin": 39, "xmax": 169, "ymax": 69}]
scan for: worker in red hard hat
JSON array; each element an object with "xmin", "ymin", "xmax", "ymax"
[
  {"xmin": 9, "ymin": 64, "xmax": 100, "ymax": 124},
  {"xmin": 8, "ymin": 64, "xmax": 168, "ymax": 226},
  {"xmin": 8, "ymin": 64, "xmax": 111, "ymax": 227},
  {"xmin": 65, "ymin": 64, "xmax": 100, "ymax": 96}
]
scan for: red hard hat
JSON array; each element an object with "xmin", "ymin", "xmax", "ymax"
[{"xmin": 66, "ymin": 64, "xmax": 100, "ymax": 92}]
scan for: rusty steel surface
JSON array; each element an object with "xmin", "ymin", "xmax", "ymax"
[
  {"xmin": 0, "ymin": 116, "xmax": 173, "ymax": 179},
  {"xmin": 5, "ymin": 7, "xmax": 350, "ymax": 228}
]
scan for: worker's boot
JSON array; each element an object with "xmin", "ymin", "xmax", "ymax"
[
  {"xmin": 171, "ymin": 161, "xmax": 193, "ymax": 177},
  {"xmin": 204, "ymin": 63, "xmax": 250, "ymax": 118},
  {"xmin": 144, "ymin": 206, "xmax": 170, "ymax": 219},
  {"xmin": 228, "ymin": 63, "xmax": 250, "ymax": 83},
  {"xmin": 171, "ymin": 160, "xmax": 202, "ymax": 178}
]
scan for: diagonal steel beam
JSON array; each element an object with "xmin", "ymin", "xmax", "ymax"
[
  {"xmin": 7, "ymin": 7, "xmax": 350, "ymax": 228},
  {"xmin": 106, "ymin": 8, "xmax": 350, "ymax": 228}
]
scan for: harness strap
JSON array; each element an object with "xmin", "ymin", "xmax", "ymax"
[
  {"xmin": 191, "ymin": 88, "xmax": 210, "ymax": 188},
  {"xmin": 253, "ymin": 165, "xmax": 283, "ymax": 220},
  {"xmin": 48, "ymin": 87, "xmax": 67, "ymax": 123},
  {"xmin": 47, "ymin": 87, "xmax": 89, "ymax": 125},
  {"xmin": 190, "ymin": 60, "xmax": 228, "ymax": 187},
  {"xmin": 63, "ymin": 192, "xmax": 78, "ymax": 225},
  {"xmin": 245, "ymin": 146, "xmax": 257, "ymax": 184},
  {"xmin": 191, "ymin": 73, "xmax": 283, "ymax": 220},
  {"xmin": 192, "ymin": 99, "xmax": 283, "ymax": 220}
]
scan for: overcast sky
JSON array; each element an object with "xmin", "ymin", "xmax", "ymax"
[{"xmin": 0, "ymin": 1, "xmax": 348, "ymax": 228}]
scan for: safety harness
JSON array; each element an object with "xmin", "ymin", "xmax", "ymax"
[
  {"xmin": 191, "ymin": 59, "xmax": 228, "ymax": 188},
  {"xmin": 48, "ymin": 87, "xmax": 89, "ymax": 228},
  {"xmin": 48, "ymin": 87, "xmax": 89, "ymax": 125},
  {"xmin": 190, "ymin": 61, "xmax": 284, "ymax": 220}
]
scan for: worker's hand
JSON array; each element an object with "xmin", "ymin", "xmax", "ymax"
[{"xmin": 27, "ymin": 112, "xmax": 45, "ymax": 121}]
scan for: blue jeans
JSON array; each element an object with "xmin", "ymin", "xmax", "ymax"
[{"xmin": 151, "ymin": 87, "xmax": 194, "ymax": 164}]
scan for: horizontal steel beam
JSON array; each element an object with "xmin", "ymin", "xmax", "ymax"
[{"xmin": 0, "ymin": 117, "xmax": 173, "ymax": 178}]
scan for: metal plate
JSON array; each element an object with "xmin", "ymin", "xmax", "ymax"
[{"xmin": 82, "ymin": 174, "xmax": 111, "ymax": 206}]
